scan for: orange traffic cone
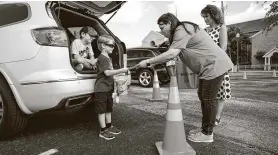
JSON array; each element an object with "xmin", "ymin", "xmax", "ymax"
[
  {"xmin": 273, "ymin": 69, "xmax": 277, "ymax": 77},
  {"xmin": 155, "ymin": 74, "xmax": 196, "ymax": 155},
  {"xmin": 243, "ymin": 71, "xmax": 247, "ymax": 80},
  {"xmin": 150, "ymin": 70, "xmax": 162, "ymax": 101}
]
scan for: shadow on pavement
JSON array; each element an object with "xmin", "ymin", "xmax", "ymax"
[{"xmin": 21, "ymin": 105, "xmax": 98, "ymax": 137}]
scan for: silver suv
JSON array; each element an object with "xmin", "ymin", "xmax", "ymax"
[{"xmin": 0, "ymin": 1, "xmax": 127, "ymax": 139}]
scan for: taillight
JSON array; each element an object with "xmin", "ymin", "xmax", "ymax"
[{"xmin": 31, "ymin": 27, "xmax": 68, "ymax": 47}]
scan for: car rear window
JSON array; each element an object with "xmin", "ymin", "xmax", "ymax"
[{"xmin": 0, "ymin": 3, "xmax": 30, "ymax": 27}]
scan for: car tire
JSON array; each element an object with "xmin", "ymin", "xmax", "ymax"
[
  {"xmin": 138, "ymin": 69, "xmax": 153, "ymax": 87},
  {"xmin": 0, "ymin": 77, "xmax": 28, "ymax": 139}
]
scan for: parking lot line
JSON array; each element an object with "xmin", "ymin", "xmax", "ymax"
[{"xmin": 38, "ymin": 149, "xmax": 58, "ymax": 155}]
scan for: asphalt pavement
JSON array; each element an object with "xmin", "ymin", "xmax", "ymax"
[
  {"xmin": 0, "ymin": 104, "xmax": 276, "ymax": 155},
  {"xmin": 0, "ymin": 73, "xmax": 277, "ymax": 155}
]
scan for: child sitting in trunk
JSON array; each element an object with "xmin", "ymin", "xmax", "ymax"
[{"xmin": 71, "ymin": 26, "xmax": 98, "ymax": 71}]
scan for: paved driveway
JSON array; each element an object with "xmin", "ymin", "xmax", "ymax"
[{"xmin": 0, "ymin": 74, "xmax": 277, "ymax": 155}]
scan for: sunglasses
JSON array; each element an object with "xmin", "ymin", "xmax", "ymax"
[{"xmin": 104, "ymin": 43, "xmax": 115, "ymax": 49}]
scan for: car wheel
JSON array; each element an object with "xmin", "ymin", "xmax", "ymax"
[
  {"xmin": 0, "ymin": 78, "xmax": 28, "ymax": 139},
  {"xmin": 138, "ymin": 69, "xmax": 153, "ymax": 87}
]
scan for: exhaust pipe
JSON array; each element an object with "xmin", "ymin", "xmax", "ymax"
[{"xmin": 65, "ymin": 95, "xmax": 92, "ymax": 109}]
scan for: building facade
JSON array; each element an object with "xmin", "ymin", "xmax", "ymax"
[
  {"xmin": 141, "ymin": 30, "xmax": 166, "ymax": 47},
  {"xmin": 228, "ymin": 18, "xmax": 278, "ymax": 66}
]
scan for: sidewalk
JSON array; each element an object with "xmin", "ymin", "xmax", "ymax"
[{"xmin": 229, "ymin": 71, "xmax": 276, "ymax": 80}]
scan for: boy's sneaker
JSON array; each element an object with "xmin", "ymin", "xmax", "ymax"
[
  {"xmin": 187, "ymin": 131, "xmax": 213, "ymax": 143},
  {"xmin": 107, "ymin": 126, "xmax": 121, "ymax": 135},
  {"xmin": 99, "ymin": 129, "xmax": 115, "ymax": 140}
]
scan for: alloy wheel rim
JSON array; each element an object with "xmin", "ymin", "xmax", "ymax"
[
  {"xmin": 139, "ymin": 72, "xmax": 151, "ymax": 86},
  {"xmin": 0, "ymin": 94, "xmax": 3, "ymax": 124}
]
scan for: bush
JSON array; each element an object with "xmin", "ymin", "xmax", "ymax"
[{"xmin": 254, "ymin": 51, "xmax": 266, "ymax": 60}]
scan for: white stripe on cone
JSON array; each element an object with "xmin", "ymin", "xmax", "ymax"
[
  {"xmin": 154, "ymin": 72, "xmax": 159, "ymax": 81},
  {"xmin": 166, "ymin": 109, "xmax": 183, "ymax": 121},
  {"xmin": 153, "ymin": 82, "xmax": 160, "ymax": 88},
  {"xmin": 153, "ymin": 71, "xmax": 160, "ymax": 88},
  {"xmin": 168, "ymin": 87, "xmax": 180, "ymax": 104}
]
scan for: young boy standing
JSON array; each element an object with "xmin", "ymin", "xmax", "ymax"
[{"xmin": 94, "ymin": 35, "xmax": 128, "ymax": 140}]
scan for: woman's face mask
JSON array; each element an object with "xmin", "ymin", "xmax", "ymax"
[{"xmin": 158, "ymin": 22, "xmax": 171, "ymax": 38}]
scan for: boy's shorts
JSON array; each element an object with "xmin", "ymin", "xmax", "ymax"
[{"xmin": 94, "ymin": 90, "xmax": 113, "ymax": 114}]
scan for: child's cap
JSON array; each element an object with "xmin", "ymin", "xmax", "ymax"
[{"xmin": 80, "ymin": 26, "xmax": 98, "ymax": 37}]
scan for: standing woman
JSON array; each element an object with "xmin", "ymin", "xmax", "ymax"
[
  {"xmin": 138, "ymin": 13, "xmax": 233, "ymax": 142},
  {"xmin": 201, "ymin": 4, "xmax": 232, "ymax": 125}
]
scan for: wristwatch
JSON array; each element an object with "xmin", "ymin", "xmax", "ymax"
[{"xmin": 146, "ymin": 60, "xmax": 151, "ymax": 67}]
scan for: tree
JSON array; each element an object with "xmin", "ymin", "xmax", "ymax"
[
  {"xmin": 254, "ymin": 50, "xmax": 266, "ymax": 61},
  {"xmin": 257, "ymin": 1, "xmax": 278, "ymax": 32},
  {"xmin": 227, "ymin": 26, "xmax": 251, "ymax": 64}
]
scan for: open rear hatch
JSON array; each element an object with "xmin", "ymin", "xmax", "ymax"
[
  {"xmin": 61, "ymin": 1, "xmax": 126, "ymax": 18},
  {"xmin": 47, "ymin": 1, "xmax": 127, "ymax": 74}
]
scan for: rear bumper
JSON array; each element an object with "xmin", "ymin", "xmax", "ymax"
[{"xmin": 15, "ymin": 78, "xmax": 96, "ymax": 113}]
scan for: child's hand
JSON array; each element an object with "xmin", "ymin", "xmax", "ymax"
[
  {"xmin": 92, "ymin": 65, "xmax": 97, "ymax": 70},
  {"xmin": 87, "ymin": 59, "xmax": 97, "ymax": 66},
  {"xmin": 122, "ymin": 67, "xmax": 129, "ymax": 73}
]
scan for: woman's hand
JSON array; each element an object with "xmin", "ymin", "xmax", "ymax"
[
  {"xmin": 139, "ymin": 60, "xmax": 148, "ymax": 68},
  {"xmin": 122, "ymin": 67, "xmax": 129, "ymax": 73}
]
